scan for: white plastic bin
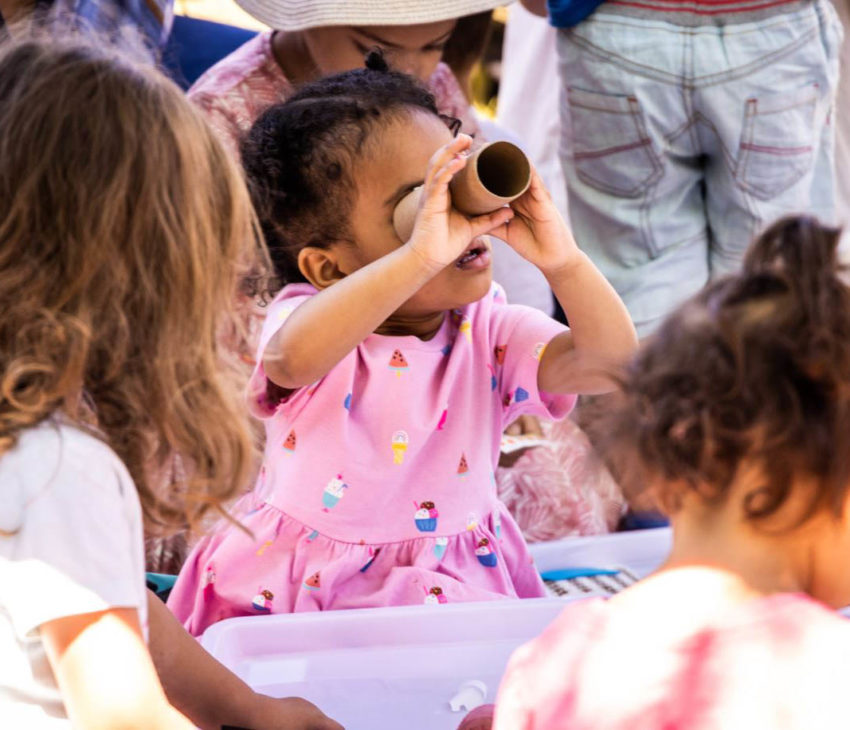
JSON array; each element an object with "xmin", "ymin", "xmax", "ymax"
[{"xmin": 201, "ymin": 528, "xmax": 671, "ymax": 730}]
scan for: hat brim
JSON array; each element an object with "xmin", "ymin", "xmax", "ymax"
[{"xmin": 235, "ymin": 0, "xmax": 511, "ymax": 31}]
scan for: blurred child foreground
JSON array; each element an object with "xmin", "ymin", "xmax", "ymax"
[{"xmin": 493, "ymin": 217, "xmax": 850, "ymax": 730}]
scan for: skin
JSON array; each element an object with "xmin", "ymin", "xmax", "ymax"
[
  {"xmin": 263, "ymin": 108, "xmax": 638, "ymax": 397},
  {"xmin": 40, "ymin": 590, "xmax": 343, "ymax": 730},
  {"xmin": 0, "ymin": 0, "xmax": 31, "ymax": 21},
  {"xmin": 610, "ymin": 465, "xmax": 850, "ymax": 624},
  {"xmin": 273, "ymin": 21, "xmax": 457, "ymax": 84}
]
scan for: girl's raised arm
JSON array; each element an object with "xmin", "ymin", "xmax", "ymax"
[{"xmin": 264, "ymin": 135, "xmax": 513, "ymax": 390}]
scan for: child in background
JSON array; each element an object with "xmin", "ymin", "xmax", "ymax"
[
  {"xmin": 494, "ymin": 217, "xmax": 850, "ymax": 730},
  {"xmin": 186, "ymin": 0, "xmax": 504, "ymax": 155},
  {"xmin": 0, "ymin": 34, "xmax": 339, "ymax": 730},
  {"xmin": 167, "ymin": 55, "xmax": 637, "ymax": 635}
]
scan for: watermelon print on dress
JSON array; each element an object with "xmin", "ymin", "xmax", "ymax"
[
  {"xmin": 283, "ymin": 429, "xmax": 296, "ymax": 453},
  {"xmin": 388, "ymin": 349, "xmax": 409, "ymax": 377}
]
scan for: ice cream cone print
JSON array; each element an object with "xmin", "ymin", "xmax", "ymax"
[
  {"xmin": 388, "ymin": 349, "xmax": 408, "ymax": 377},
  {"xmin": 459, "ymin": 317, "xmax": 472, "ymax": 343},
  {"xmin": 304, "ymin": 572, "xmax": 321, "ymax": 591},
  {"xmin": 457, "ymin": 453, "xmax": 469, "ymax": 477},
  {"xmin": 256, "ymin": 538, "xmax": 274, "ymax": 556},
  {"xmin": 434, "ymin": 536, "xmax": 448, "ymax": 560},
  {"xmin": 283, "ymin": 429, "xmax": 296, "ymax": 454},
  {"xmin": 466, "ymin": 512, "xmax": 479, "ymax": 531},
  {"xmin": 533, "ymin": 342, "xmax": 547, "ymax": 361},
  {"xmin": 322, "ymin": 474, "xmax": 348, "ymax": 511},
  {"xmin": 494, "ymin": 344, "xmax": 507, "ymax": 365},
  {"xmin": 391, "ymin": 430, "xmax": 409, "ymax": 464},
  {"xmin": 203, "ymin": 565, "xmax": 216, "ymax": 603}
]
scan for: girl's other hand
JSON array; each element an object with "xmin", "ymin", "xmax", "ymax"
[
  {"xmin": 408, "ymin": 134, "xmax": 514, "ymax": 272},
  {"xmin": 490, "ymin": 169, "xmax": 581, "ymax": 277},
  {"xmin": 247, "ymin": 694, "xmax": 345, "ymax": 729}
]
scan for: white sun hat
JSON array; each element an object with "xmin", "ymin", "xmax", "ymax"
[{"xmin": 234, "ymin": 0, "xmax": 510, "ymax": 31}]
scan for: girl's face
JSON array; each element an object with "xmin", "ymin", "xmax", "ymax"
[
  {"xmin": 336, "ymin": 110, "xmax": 493, "ymax": 319},
  {"xmin": 303, "ymin": 20, "xmax": 456, "ymax": 81}
]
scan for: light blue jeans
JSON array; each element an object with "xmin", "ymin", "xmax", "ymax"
[{"xmin": 557, "ymin": 0, "xmax": 843, "ymax": 335}]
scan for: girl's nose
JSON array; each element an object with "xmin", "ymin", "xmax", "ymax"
[{"xmin": 391, "ymin": 52, "xmax": 426, "ymax": 81}]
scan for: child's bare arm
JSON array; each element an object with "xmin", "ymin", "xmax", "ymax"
[
  {"xmin": 490, "ymin": 169, "xmax": 638, "ymax": 394},
  {"xmin": 264, "ymin": 134, "xmax": 514, "ymax": 389},
  {"xmin": 537, "ymin": 253, "xmax": 637, "ymax": 394},
  {"xmin": 41, "ymin": 606, "xmax": 196, "ymax": 730},
  {"xmin": 146, "ymin": 590, "xmax": 343, "ymax": 730}
]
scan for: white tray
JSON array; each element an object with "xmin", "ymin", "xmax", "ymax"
[{"xmin": 201, "ymin": 528, "xmax": 671, "ymax": 730}]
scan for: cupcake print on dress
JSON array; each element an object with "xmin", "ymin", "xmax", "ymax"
[
  {"xmin": 322, "ymin": 474, "xmax": 349, "ymax": 512},
  {"xmin": 424, "ymin": 586, "xmax": 448, "ymax": 605},
  {"xmin": 251, "ymin": 588, "xmax": 274, "ymax": 612},
  {"xmin": 475, "ymin": 538, "xmax": 498, "ymax": 568},
  {"xmin": 414, "ymin": 501, "xmax": 439, "ymax": 532}
]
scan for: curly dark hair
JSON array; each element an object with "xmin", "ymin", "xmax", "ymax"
[
  {"xmin": 241, "ymin": 51, "xmax": 440, "ymax": 289},
  {"xmin": 605, "ymin": 216, "xmax": 850, "ymax": 526}
]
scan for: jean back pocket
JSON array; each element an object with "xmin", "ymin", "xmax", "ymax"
[
  {"xmin": 567, "ymin": 86, "xmax": 663, "ymax": 198},
  {"xmin": 736, "ymin": 83, "xmax": 819, "ymax": 201}
]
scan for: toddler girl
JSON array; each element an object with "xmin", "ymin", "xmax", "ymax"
[
  {"xmin": 494, "ymin": 216, "xmax": 850, "ymax": 729},
  {"xmin": 0, "ymin": 33, "xmax": 338, "ymax": 730},
  {"xmin": 167, "ymin": 55, "xmax": 637, "ymax": 635}
]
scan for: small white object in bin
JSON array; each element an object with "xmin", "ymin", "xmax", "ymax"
[{"xmin": 449, "ymin": 680, "xmax": 488, "ymax": 713}]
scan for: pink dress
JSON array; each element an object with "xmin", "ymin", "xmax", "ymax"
[
  {"xmin": 494, "ymin": 593, "xmax": 850, "ymax": 730},
  {"xmin": 168, "ymin": 284, "xmax": 574, "ymax": 635},
  {"xmin": 187, "ymin": 31, "xmax": 479, "ymax": 156}
]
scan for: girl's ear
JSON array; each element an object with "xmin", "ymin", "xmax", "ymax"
[{"xmin": 297, "ymin": 246, "xmax": 349, "ymax": 290}]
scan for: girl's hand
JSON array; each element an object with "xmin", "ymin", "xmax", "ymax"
[
  {"xmin": 490, "ymin": 169, "xmax": 581, "ymax": 277},
  {"xmin": 248, "ymin": 694, "xmax": 345, "ymax": 729},
  {"xmin": 408, "ymin": 134, "xmax": 514, "ymax": 272}
]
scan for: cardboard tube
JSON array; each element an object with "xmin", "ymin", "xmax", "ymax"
[{"xmin": 393, "ymin": 141, "xmax": 532, "ymax": 242}]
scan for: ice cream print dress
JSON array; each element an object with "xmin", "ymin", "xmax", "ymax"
[{"xmin": 168, "ymin": 283, "xmax": 575, "ymax": 635}]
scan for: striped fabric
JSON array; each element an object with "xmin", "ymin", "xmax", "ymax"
[{"xmin": 549, "ymin": 0, "xmax": 811, "ymax": 27}]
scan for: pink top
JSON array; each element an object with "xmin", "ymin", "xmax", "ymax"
[
  {"xmin": 188, "ymin": 31, "xmax": 479, "ymax": 156},
  {"xmin": 494, "ymin": 593, "xmax": 850, "ymax": 730},
  {"xmin": 247, "ymin": 282, "xmax": 573, "ymax": 543}
]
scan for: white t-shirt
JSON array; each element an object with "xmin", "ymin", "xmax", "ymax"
[{"xmin": 0, "ymin": 419, "xmax": 148, "ymax": 728}]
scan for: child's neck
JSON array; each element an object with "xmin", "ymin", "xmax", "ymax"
[
  {"xmin": 375, "ymin": 311, "xmax": 446, "ymax": 340},
  {"xmin": 272, "ymin": 31, "xmax": 318, "ymax": 86}
]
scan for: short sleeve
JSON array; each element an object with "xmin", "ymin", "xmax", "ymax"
[
  {"xmin": 246, "ymin": 284, "xmax": 316, "ymax": 419},
  {"xmin": 189, "ymin": 92, "xmax": 243, "ymax": 158},
  {"xmin": 0, "ymin": 426, "xmax": 145, "ymax": 639},
  {"xmin": 491, "ymin": 303, "xmax": 575, "ymax": 426}
]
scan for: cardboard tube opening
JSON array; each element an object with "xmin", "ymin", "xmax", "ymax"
[{"xmin": 475, "ymin": 142, "xmax": 531, "ymax": 199}]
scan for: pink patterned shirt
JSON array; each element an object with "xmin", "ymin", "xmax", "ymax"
[
  {"xmin": 494, "ymin": 593, "xmax": 850, "ymax": 730},
  {"xmin": 188, "ymin": 31, "xmax": 479, "ymax": 156},
  {"xmin": 247, "ymin": 282, "xmax": 573, "ymax": 543}
]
